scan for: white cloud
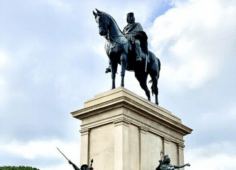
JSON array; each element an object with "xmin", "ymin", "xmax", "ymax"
[
  {"xmin": 0, "ymin": 140, "xmax": 80, "ymax": 160},
  {"xmin": 199, "ymin": 102, "xmax": 236, "ymax": 124},
  {"xmin": 0, "ymin": 77, "xmax": 7, "ymax": 105},
  {"xmin": 0, "ymin": 50, "xmax": 10, "ymax": 106},
  {"xmin": 185, "ymin": 142, "xmax": 236, "ymax": 170},
  {"xmin": 44, "ymin": 163, "xmax": 74, "ymax": 170},
  {"xmin": 149, "ymin": 0, "xmax": 236, "ymax": 91},
  {"xmin": 0, "ymin": 50, "xmax": 8, "ymax": 67},
  {"xmin": 0, "ymin": 139, "xmax": 81, "ymax": 170},
  {"xmin": 43, "ymin": 0, "xmax": 72, "ymax": 13},
  {"xmin": 229, "ymin": 105, "xmax": 236, "ymax": 117}
]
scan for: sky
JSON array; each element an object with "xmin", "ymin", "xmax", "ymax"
[{"xmin": 0, "ymin": 0, "xmax": 236, "ymax": 169}]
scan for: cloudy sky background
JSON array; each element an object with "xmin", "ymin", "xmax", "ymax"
[{"xmin": 0, "ymin": 0, "xmax": 236, "ymax": 169}]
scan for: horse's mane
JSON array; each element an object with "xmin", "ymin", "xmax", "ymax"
[{"xmin": 102, "ymin": 11, "xmax": 124, "ymax": 35}]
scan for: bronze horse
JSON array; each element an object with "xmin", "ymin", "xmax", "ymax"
[{"xmin": 93, "ymin": 9, "xmax": 161, "ymax": 105}]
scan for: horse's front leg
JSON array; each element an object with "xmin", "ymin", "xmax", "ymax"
[
  {"xmin": 120, "ymin": 53, "xmax": 127, "ymax": 87},
  {"xmin": 111, "ymin": 61, "xmax": 118, "ymax": 89}
]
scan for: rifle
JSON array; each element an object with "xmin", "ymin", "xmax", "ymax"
[
  {"xmin": 156, "ymin": 151, "xmax": 164, "ymax": 170},
  {"xmin": 160, "ymin": 151, "xmax": 164, "ymax": 162},
  {"xmin": 90, "ymin": 159, "xmax": 93, "ymax": 168}
]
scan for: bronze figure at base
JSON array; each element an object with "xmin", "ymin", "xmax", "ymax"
[
  {"xmin": 69, "ymin": 160, "xmax": 93, "ymax": 170},
  {"xmin": 156, "ymin": 155, "xmax": 190, "ymax": 170}
]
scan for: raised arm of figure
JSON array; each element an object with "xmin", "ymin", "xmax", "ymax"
[
  {"xmin": 173, "ymin": 163, "xmax": 190, "ymax": 169},
  {"xmin": 156, "ymin": 160, "xmax": 163, "ymax": 170},
  {"xmin": 69, "ymin": 160, "xmax": 80, "ymax": 170}
]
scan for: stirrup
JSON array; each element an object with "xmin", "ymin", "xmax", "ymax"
[{"xmin": 136, "ymin": 57, "xmax": 142, "ymax": 62}]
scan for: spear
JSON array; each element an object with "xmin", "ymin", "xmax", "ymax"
[{"xmin": 57, "ymin": 147, "xmax": 69, "ymax": 161}]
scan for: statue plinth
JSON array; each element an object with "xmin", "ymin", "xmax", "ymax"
[{"xmin": 71, "ymin": 87, "xmax": 192, "ymax": 170}]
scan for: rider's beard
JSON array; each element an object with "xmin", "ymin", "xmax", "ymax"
[{"xmin": 127, "ymin": 18, "xmax": 135, "ymax": 24}]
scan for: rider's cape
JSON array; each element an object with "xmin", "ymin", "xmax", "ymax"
[
  {"xmin": 123, "ymin": 22, "xmax": 143, "ymax": 34},
  {"xmin": 123, "ymin": 22, "xmax": 148, "ymax": 55}
]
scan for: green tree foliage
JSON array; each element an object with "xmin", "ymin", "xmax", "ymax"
[{"xmin": 0, "ymin": 166, "xmax": 39, "ymax": 170}]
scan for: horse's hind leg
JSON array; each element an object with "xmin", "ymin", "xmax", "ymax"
[
  {"xmin": 111, "ymin": 61, "xmax": 118, "ymax": 89},
  {"xmin": 150, "ymin": 73, "xmax": 159, "ymax": 105},
  {"xmin": 135, "ymin": 72, "xmax": 150, "ymax": 101},
  {"xmin": 148, "ymin": 51, "xmax": 160, "ymax": 105},
  {"xmin": 155, "ymin": 79, "xmax": 159, "ymax": 105},
  {"xmin": 120, "ymin": 53, "xmax": 127, "ymax": 87}
]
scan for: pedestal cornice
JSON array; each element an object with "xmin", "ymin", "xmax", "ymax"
[{"xmin": 71, "ymin": 87, "xmax": 192, "ymax": 136}]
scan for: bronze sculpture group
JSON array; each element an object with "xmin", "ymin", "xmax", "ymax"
[
  {"xmin": 156, "ymin": 153, "xmax": 190, "ymax": 170},
  {"xmin": 61, "ymin": 9, "xmax": 192, "ymax": 170},
  {"xmin": 93, "ymin": 9, "xmax": 161, "ymax": 105},
  {"xmin": 64, "ymin": 153, "xmax": 191, "ymax": 170}
]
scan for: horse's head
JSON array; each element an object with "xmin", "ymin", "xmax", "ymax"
[{"xmin": 93, "ymin": 9, "xmax": 110, "ymax": 36}]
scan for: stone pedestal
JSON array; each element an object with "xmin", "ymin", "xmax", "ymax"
[{"xmin": 71, "ymin": 87, "xmax": 192, "ymax": 170}]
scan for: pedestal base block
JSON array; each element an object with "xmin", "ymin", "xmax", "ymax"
[{"xmin": 71, "ymin": 87, "xmax": 192, "ymax": 170}]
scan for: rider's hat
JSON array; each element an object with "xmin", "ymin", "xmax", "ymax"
[{"xmin": 127, "ymin": 12, "xmax": 134, "ymax": 17}]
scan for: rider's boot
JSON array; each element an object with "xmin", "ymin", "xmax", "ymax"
[
  {"xmin": 135, "ymin": 40, "xmax": 145, "ymax": 62},
  {"xmin": 105, "ymin": 60, "xmax": 112, "ymax": 73},
  {"xmin": 105, "ymin": 65, "xmax": 111, "ymax": 73}
]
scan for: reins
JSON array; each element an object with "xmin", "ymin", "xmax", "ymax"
[
  {"xmin": 99, "ymin": 13, "xmax": 128, "ymax": 45},
  {"xmin": 109, "ymin": 34, "xmax": 128, "ymax": 45}
]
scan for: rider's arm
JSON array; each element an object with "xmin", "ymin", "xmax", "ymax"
[
  {"xmin": 135, "ymin": 23, "xmax": 143, "ymax": 31},
  {"xmin": 173, "ymin": 163, "xmax": 190, "ymax": 169}
]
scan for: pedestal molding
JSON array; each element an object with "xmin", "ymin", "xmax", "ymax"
[
  {"xmin": 72, "ymin": 87, "xmax": 192, "ymax": 170},
  {"xmin": 178, "ymin": 143, "xmax": 185, "ymax": 149},
  {"xmin": 80, "ymin": 113, "xmax": 185, "ymax": 145},
  {"xmin": 80, "ymin": 128, "xmax": 90, "ymax": 136},
  {"xmin": 113, "ymin": 117, "xmax": 131, "ymax": 124},
  {"xmin": 139, "ymin": 125, "xmax": 149, "ymax": 133}
]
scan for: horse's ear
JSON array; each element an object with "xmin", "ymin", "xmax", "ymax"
[
  {"xmin": 93, "ymin": 11, "xmax": 97, "ymax": 18},
  {"xmin": 96, "ymin": 8, "xmax": 102, "ymax": 14}
]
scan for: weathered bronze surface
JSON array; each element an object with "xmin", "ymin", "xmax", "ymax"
[
  {"xmin": 156, "ymin": 155, "xmax": 190, "ymax": 170},
  {"xmin": 93, "ymin": 9, "xmax": 161, "ymax": 105},
  {"xmin": 57, "ymin": 148, "xmax": 93, "ymax": 170},
  {"xmin": 69, "ymin": 159, "xmax": 93, "ymax": 170}
]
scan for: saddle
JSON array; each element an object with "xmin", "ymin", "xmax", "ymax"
[
  {"xmin": 126, "ymin": 41, "xmax": 150, "ymax": 71},
  {"xmin": 126, "ymin": 31, "xmax": 148, "ymax": 55}
]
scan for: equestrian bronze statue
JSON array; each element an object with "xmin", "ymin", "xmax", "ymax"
[{"xmin": 93, "ymin": 9, "xmax": 161, "ymax": 105}]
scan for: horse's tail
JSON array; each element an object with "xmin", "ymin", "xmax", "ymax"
[
  {"xmin": 148, "ymin": 80, "xmax": 153, "ymax": 96},
  {"xmin": 149, "ymin": 78, "xmax": 157, "ymax": 96},
  {"xmin": 157, "ymin": 57, "xmax": 161, "ymax": 72}
]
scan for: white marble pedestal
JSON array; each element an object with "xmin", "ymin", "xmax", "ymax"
[{"xmin": 71, "ymin": 87, "xmax": 192, "ymax": 170}]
